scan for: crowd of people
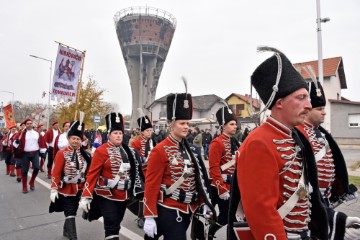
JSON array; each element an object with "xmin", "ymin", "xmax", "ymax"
[{"xmin": 1, "ymin": 46, "xmax": 360, "ymax": 240}]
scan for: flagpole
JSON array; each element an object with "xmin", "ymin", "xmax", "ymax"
[{"xmin": 73, "ymin": 50, "xmax": 86, "ymax": 120}]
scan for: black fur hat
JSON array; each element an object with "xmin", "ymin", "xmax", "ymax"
[
  {"xmin": 166, "ymin": 93, "xmax": 193, "ymax": 121},
  {"xmin": 251, "ymin": 47, "xmax": 308, "ymax": 109},
  {"xmin": 137, "ymin": 114, "xmax": 153, "ymax": 132},
  {"xmin": 216, "ymin": 106, "xmax": 236, "ymax": 126},
  {"xmin": 309, "ymin": 81, "xmax": 326, "ymax": 108},
  {"xmin": 105, "ymin": 112, "xmax": 124, "ymax": 134},
  {"xmin": 67, "ymin": 121, "xmax": 84, "ymax": 139}
]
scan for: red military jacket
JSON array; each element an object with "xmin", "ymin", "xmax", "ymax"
[
  {"xmin": 237, "ymin": 117, "xmax": 312, "ymax": 239},
  {"xmin": 82, "ymin": 141, "xmax": 132, "ymax": 201},
  {"xmin": 130, "ymin": 136, "xmax": 155, "ymax": 173},
  {"xmin": 209, "ymin": 133, "xmax": 239, "ymax": 195},
  {"xmin": 297, "ymin": 122, "xmax": 335, "ymax": 193},
  {"xmin": 1, "ymin": 131, "xmax": 16, "ymax": 152},
  {"xmin": 51, "ymin": 146, "xmax": 89, "ymax": 196},
  {"xmin": 144, "ymin": 135, "xmax": 203, "ymax": 217}
]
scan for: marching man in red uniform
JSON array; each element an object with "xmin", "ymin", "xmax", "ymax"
[
  {"xmin": 44, "ymin": 120, "xmax": 62, "ymax": 179},
  {"xmin": 53, "ymin": 121, "xmax": 71, "ymax": 158},
  {"xmin": 131, "ymin": 108, "xmax": 156, "ymax": 173},
  {"xmin": 130, "ymin": 108, "xmax": 156, "ymax": 227},
  {"xmin": 79, "ymin": 112, "xmax": 144, "ymax": 240},
  {"xmin": 143, "ymin": 84, "xmax": 215, "ymax": 240},
  {"xmin": 13, "ymin": 119, "xmax": 47, "ymax": 193},
  {"xmin": 296, "ymin": 77, "xmax": 360, "ymax": 239},
  {"xmin": 36, "ymin": 124, "xmax": 46, "ymax": 172},
  {"xmin": 1, "ymin": 125, "xmax": 17, "ymax": 176},
  {"xmin": 208, "ymin": 105, "xmax": 239, "ymax": 239},
  {"xmin": 49, "ymin": 119, "xmax": 91, "ymax": 240},
  {"xmin": 13, "ymin": 122, "xmax": 26, "ymax": 182},
  {"xmin": 228, "ymin": 47, "xmax": 329, "ymax": 240}
]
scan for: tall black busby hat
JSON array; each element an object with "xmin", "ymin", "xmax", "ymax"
[
  {"xmin": 167, "ymin": 93, "xmax": 193, "ymax": 121},
  {"xmin": 67, "ymin": 121, "xmax": 84, "ymax": 139},
  {"xmin": 303, "ymin": 65, "xmax": 326, "ymax": 108},
  {"xmin": 137, "ymin": 108, "xmax": 153, "ymax": 131},
  {"xmin": 105, "ymin": 112, "xmax": 124, "ymax": 134},
  {"xmin": 309, "ymin": 81, "xmax": 326, "ymax": 108},
  {"xmin": 166, "ymin": 77, "xmax": 193, "ymax": 121},
  {"xmin": 216, "ymin": 106, "xmax": 236, "ymax": 126},
  {"xmin": 251, "ymin": 47, "xmax": 308, "ymax": 109}
]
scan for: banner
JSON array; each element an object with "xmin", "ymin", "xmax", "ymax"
[
  {"xmin": 52, "ymin": 45, "xmax": 83, "ymax": 103},
  {"xmin": 3, "ymin": 104, "xmax": 16, "ymax": 128}
]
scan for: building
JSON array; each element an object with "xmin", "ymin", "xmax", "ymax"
[
  {"xmin": 148, "ymin": 94, "xmax": 225, "ymax": 133},
  {"xmin": 114, "ymin": 6, "xmax": 176, "ymax": 127},
  {"xmin": 294, "ymin": 57, "xmax": 360, "ymax": 143},
  {"xmin": 225, "ymin": 93, "xmax": 260, "ymax": 128}
]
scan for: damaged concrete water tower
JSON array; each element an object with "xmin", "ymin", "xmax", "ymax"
[{"xmin": 114, "ymin": 6, "xmax": 176, "ymax": 127}]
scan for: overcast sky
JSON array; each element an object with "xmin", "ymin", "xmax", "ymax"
[{"xmin": 1, "ymin": 0, "xmax": 359, "ymax": 115}]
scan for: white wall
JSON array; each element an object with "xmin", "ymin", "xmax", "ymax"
[{"xmin": 322, "ymin": 75, "xmax": 342, "ymax": 132}]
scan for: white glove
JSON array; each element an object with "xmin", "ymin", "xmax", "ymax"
[
  {"xmin": 202, "ymin": 204, "xmax": 211, "ymax": 219},
  {"xmin": 219, "ymin": 192, "xmax": 230, "ymax": 200},
  {"xmin": 144, "ymin": 217, "xmax": 157, "ymax": 238},
  {"xmin": 78, "ymin": 198, "xmax": 92, "ymax": 213},
  {"xmin": 345, "ymin": 228, "xmax": 360, "ymax": 240},
  {"xmin": 344, "ymin": 192, "xmax": 358, "ymax": 201},
  {"xmin": 50, "ymin": 189, "xmax": 59, "ymax": 203},
  {"xmin": 346, "ymin": 217, "xmax": 360, "ymax": 227}
]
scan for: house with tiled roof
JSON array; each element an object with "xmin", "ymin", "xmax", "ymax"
[
  {"xmin": 294, "ymin": 57, "xmax": 360, "ymax": 143},
  {"xmin": 225, "ymin": 93, "xmax": 260, "ymax": 126},
  {"xmin": 147, "ymin": 94, "xmax": 225, "ymax": 132}
]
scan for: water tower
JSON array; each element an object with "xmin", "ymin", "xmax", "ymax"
[{"xmin": 114, "ymin": 6, "xmax": 177, "ymax": 127}]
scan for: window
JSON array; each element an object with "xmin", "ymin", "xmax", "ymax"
[
  {"xmin": 348, "ymin": 114, "xmax": 360, "ymax": 128},
  {"xmin": 236, "ymin": 104, "xmax": 245, "ymax": 113}
]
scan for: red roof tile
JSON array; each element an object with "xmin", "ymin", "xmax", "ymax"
[
  {"xmin": 226, "ymin": 93, "xmax": 260, "ymax": 109},
  {"xmin": 293, "ymin": 57, "xmax": 347, "ymax": 89}
]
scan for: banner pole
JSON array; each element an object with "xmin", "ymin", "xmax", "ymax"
[
  {"xmin": 74, "ymin": 50, "xmax": 86, "ymax": 120},
  {"xmin": 55, "ymin": 41, "xmax": 83, "ymax": 54}
]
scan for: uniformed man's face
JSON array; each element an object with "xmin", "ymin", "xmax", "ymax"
[
  {"xmin": 142, "ymin": 128, "xmax": 152, "ymax": 139},
  {"xmin": 108, "ymin": 130, "xmax": 123, "ymax": 146},
  {"xmin": 67, "ymin": 135, "xmax": 81, "ymax": 149},
  {"xmin": 63, "ymin": 123, "xmax": 70, "ymax": 132},
  {"xmin": 223, "ymin": 120, "xmax": 237, "ymax": 136},
  {"xmin": 10, "ymin": 128, "xmax": 17, "ymax": 134},
  {"xmin": 25, "ymin": 121, "xmax": 33, "ymax": 130},
  {"xmin": 53, "ymin": 123, "xmax": 59, "ymax": 130},
  {"xmin": 306, "ymin": 106, "xmax": 326, "ymax": 127},
  {"xmin": 275, "ymin": 88, "xmax": 312, "ymax": 128},
  {"xmin": 170, "ymin": 120, "xmax": 189, "ymax": 140}
]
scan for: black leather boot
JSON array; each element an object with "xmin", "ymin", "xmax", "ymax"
[
  {"xmin": 66, "ymin": 217, "xmax": 77, "ymax": 240},
  {"xmin": 63, "ymin": 219, "xmax": 69, "ymax": 238},
  {"xmin": 208, "ymin": 222, "xmax": 223, "ymax": 240}
]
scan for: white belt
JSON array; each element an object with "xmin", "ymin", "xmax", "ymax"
[
  {"xmin": 63, "ymin": 175, "xmax": 84, "ymax": 184},
  {"xmin": 220, "ymin": 157, "xmax": 236, "ymax": 171},
  {"xmin": 107, "ymin": 179, "xmax": 131, "ymax": 190},
  {"xmin": 287, "ymin": 231, "xmax": 310, "ymax": 240}
]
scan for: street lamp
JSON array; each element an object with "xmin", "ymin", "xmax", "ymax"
[
  {"xmin": 29, "ymin": 54, "xmax": 53, "ymax": 130},
  {"xmin": 0, "ymin": 90, "xmax": 14, "ymax": 105},
  {"xmin": 316, "ymin": 0, "xmax": 330, "ymax": 85}
]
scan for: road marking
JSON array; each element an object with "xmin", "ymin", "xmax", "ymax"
[{"xmin": 32, "ymin": 173, "xmax": 143, "ymax": 240}]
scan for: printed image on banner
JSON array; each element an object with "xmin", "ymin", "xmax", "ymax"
[
  {"xmin": 3, "ymin": 104, "xmax": 16, "ymax": 128},
  {"xmin": 52, "ymin": 45, "xmax": 83, "ymax": 103}
]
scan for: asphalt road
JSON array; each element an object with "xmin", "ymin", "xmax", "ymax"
[{"xmin": 0, "ymin": 147, "xmax": 359, "ymax": 240}]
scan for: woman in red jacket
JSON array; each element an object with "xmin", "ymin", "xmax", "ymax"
[{"xmin": 49, "ymin": 120, "xmax": 91, "ymax": 240}]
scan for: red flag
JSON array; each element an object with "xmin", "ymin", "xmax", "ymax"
[{"xmin": 3, "ymin": 104, "xmax": 16, "ymax": 129}]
